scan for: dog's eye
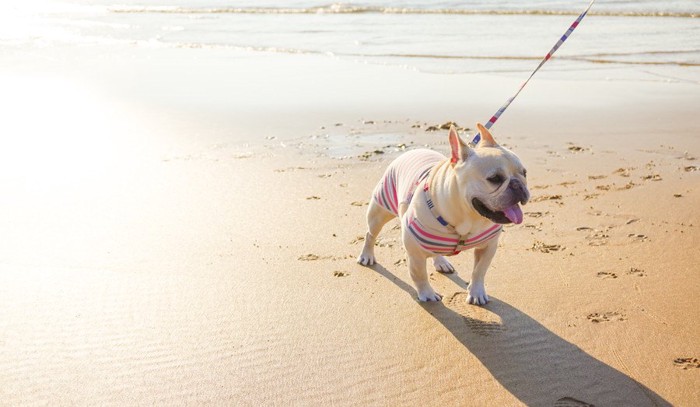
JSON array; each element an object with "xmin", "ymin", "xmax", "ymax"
[
  {"xmin": 487, "ymin": 174, "xmax": 505, "ymax": 185},
  {"xmin": 523, "ymin": 170, "xmax": 527, "ymax": 178}
]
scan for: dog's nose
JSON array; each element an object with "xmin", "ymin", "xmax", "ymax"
[
  {"xmin": 509, "ymin": 179, "xmax": 529, "ymax": 204},
  {"xmin": 509, "ymin": 179, "xmax": 523, "ymax": 191}
]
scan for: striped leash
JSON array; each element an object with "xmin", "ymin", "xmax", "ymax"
[{"xmin": 470, "ymin": 0, "xmax": 595, "ymax": 145}]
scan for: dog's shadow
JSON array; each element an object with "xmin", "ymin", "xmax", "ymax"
[{"xmin": 370, "ymin": 264, "xmax": 670, "ymax": 406}]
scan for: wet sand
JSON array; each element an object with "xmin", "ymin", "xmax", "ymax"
[{"xmin": 0, "ymin": 48, "xmax": 699, "ymax": 405}]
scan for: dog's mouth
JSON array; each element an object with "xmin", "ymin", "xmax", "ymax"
[{"xmin": 472, "ymin": 198, "xmax": 524, "ymax": 225}]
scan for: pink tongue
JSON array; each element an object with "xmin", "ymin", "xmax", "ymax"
[{"xmin": 503, "ymin": 204, "xmax": 523, "ymax": 224}]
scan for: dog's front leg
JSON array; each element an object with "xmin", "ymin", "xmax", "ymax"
[
  {"xmin": 407, "ymin": 252, "xmax": 442, "ymax": 302},
  {"xmin": 468, "ymin": 237, "xmax": 499, "ymax": 305},
  {"xmin": 401, "ymin": 207, "xmax": 442, "ymax": 302}
]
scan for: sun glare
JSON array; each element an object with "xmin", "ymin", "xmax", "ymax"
[
  {"xmin": 0, "ymin": 2, "xmax": 53, "ymax": 41},
  {"xmin": 0, "ymin": 75, "xmax": 124, "ymax": 195}
]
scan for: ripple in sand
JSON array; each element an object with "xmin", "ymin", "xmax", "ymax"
[
  {"xmin": 554, "ymin": 397, "xmax": 595, "ymax": 407},
  {"xmin": 447, "ymin": 292, "xmax": 506, "ymax": 336}
]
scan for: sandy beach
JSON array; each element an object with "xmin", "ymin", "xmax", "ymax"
[{"xmin": 1, "ymin": 2, "xmax": 700, "ymax": 405}]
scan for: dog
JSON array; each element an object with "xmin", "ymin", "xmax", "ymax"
[{"xmin": 357, "ymin": 123, "xmax": 529, "ymax": 305}]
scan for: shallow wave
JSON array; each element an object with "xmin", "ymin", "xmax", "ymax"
[
  {"xmin": 167, "ymin": 42, "xmax": 699, "ymax": 67},
  {"xmin": 109, "ymin": 6, "xmax": 698, "ymax": 18},
  {"xmin": 384, "ymin": 53, "xmax": 700, "ymax": 67}
]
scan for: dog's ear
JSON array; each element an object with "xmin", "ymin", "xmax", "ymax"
[
  {"xmin": 476, "ymin": 122, "xmax": 498, "ymax": 147},
  {"xmin": 449, "ymin": 125, "xmax": 470, "ymax": 163}
]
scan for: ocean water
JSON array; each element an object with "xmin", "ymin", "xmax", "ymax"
[{"xmin": 2, "ymin": 0, "xmax": 699, "ymax": 83}]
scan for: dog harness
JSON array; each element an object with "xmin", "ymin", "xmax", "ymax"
[{"xmin": 373, "ymin": 149, "xmax": 502, "ymax": 256}]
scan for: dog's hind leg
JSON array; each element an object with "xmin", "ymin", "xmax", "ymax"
[{"xmin": 357, "ymin": 200, "xmax": 395, "ymax": 266}]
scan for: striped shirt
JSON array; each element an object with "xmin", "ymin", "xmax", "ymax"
[
  {"xmin": 372, "ymin": 149, "xmax": 502, "ymax": 256},
  {"xmin": 373, "ymin": 149, "xmax": 442, "ymax": 215},
  {"xmin": 405, "ymin": 207, "xmax": 502, "ymax": 256}
]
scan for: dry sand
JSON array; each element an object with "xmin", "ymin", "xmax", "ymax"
[{"xmin": 1, "ymin": 50, "xmax": 699, "ymax": 405}]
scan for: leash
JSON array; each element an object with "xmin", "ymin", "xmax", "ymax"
[{"xmin": 470, "ymin": 0, "xmax": 595, "ymax": 145}]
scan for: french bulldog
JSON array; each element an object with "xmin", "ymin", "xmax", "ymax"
[{"xmin": 357, "ymin": 123, "xmax": 529, "ymax": 304}]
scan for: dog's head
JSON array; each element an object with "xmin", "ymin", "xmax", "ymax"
[{"xmin": 448, "ymin": 123, "xmax": 529, "ymax": 224}]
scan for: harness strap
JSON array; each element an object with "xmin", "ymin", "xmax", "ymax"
[
  {"xmin": 423, "ymin": 182, "xmax": 456, "ymax": 232},
  {"xmin": 414, "ymin": 174, "xmax": 502, "ymax": 255}
]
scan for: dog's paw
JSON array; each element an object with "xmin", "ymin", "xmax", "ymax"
[
  {"xmin": 417, "ymin": 288, "xmax": 443, "ymax": 302},
  {"xmin": 467, "ymin": 284, "xmax": 489, "ymax": 305},
  {"xmin": 357, "ymin": 253, "xmax": 376, "ymax": 266},
  {"xmin": 433, "ymin": 256, "xmax": 455, "ymax": 274}
]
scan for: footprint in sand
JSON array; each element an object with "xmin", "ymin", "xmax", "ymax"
[
  {"xmin": 524, "ymin": 223, "xmax": 543, "ymax": 231},
  {"xmin": 298, "ymin": 254, "xmax": 333, "ymax": 261},
  {"xmin": 587, "ymin": 312, "xmax": 626, "ymax": 323},
  {"xmin": 641, "ymin": 174, "xmax": 662, "ymax": 181},
  {"xmin": 350, "ymin": 235, "xmax": 365, "ymax": 244},
  {"xmin": 530, "ymin": 240, "xmax": 563, "ymax": 253},
  {"xmin": 673, "ymin": 357, "xmax": 700, "ymax": 370},
  {"xmin": 586, "ymin": 231, "xmax": 609, "ymax": 247},
  {"xmin": 274, "ymin": 166, "xmax": 311, "ymax": 173},
  {"xmin": 447, "ymin": 292, "xmax": 506, "ymax": 336},
  {"xmin": 596, "ymin": 272, "xmax": 618, "ymax": 279},
  {"xmin": 393, "ymin": 258, "xmax": 406, "ymax": 266},
  {"xmin": 532, "ymin": 194, "xmax": 563, "ymax": 203},
  {"xmin": 567, "ymin": 145, "xmax": 587, "ymax": 153},
  {"xmin": 627, "ymin": 267, "xmax": 646, "ymax": 277},
  {"xmin": 375, "ymin": 237, "xmax": 397, "ymax": 248},
  {"xmin": 628, "ymin": 233, "xmax": 649, "ymax": 242},
  {"xmin": 554, "ymin": 397, "xmax": 595, "ymax": 407},
  {"xmin": 613, "ymin": 167, "xmax": 634, "ymax": 178},
  {"xmin": 616, "ymin": 181, "xmax": 637, "ymax": 191},
  {"xmin": 333, "ymin": 271, "xmax": 349, "ymax": 277}
]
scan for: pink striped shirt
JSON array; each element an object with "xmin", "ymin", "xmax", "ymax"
[
  {"xmin": 372, "ymin": 149, "xmax": 442, "ymax": 216},
  {"xmin": 372, "ymin": 149, "xmax": 502, "ymax": 256},
  {"xmin": 405, "ymin": 207, "xmax": 502, "ymax": 255}
]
